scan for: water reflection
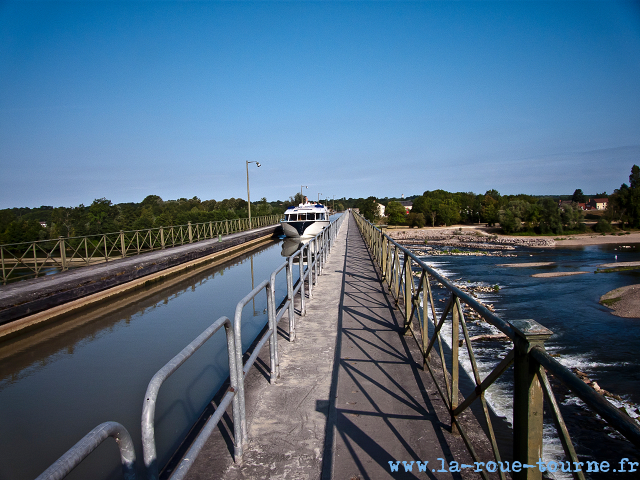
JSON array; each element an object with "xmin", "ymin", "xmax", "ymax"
[
  {"xmin": 0, "ymin": 239, "xmax": 289, "ymax": 480},
  {"xmin": 281, "ymin": 237, "xmax": 304, "ymax": 257}
]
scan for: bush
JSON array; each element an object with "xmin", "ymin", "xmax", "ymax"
[
  {"xmin": 408, "ymin": 212, "xmax": 426, "ymax": 228},
  {"xmin": 594, "ymin": 218, "xmax": 614, "ymax": 233}
]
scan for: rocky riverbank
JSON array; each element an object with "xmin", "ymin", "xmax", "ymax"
[
  {"xmin": 409, "ymin": 247, "xmax": 516, "ymax": 258},
  {"xmin": 599, "ymin": 284, "xmax": 640, "ymax": 318},
  {"xmin": 389, "ymin": 228, "xmax": 555, "ymax": 248}
]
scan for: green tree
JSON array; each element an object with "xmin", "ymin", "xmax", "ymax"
[
  {"xmin": 561, "ymin": 203, "xmax": 584, "ymax": 231},
  {"xmin": 594, "ymin": 218, "xmax": 613, "ymax": 233},
  {"xmin": 86, "ymin": 198, "xmax": 118, "ymax": 235},
  {"xmin": 407, "ymin": 212, "xmax": 425, "ymax": 228},
  {"xmin": 538, "ymin": 198, "xmax": 563, "ymax": 234},
  {"xmin": 572, "ymin": 189, "xmax": 586, "ymax": 203},
  {"xmin": 358, "ymin": 197, "xmax": 379, "ymax": 222},
  {"xmin": 0, "ymin": 219, "xmax": 45, "ymax": 244},
  {"xmin": 385, "ymin": 201, "xmax": 406, "ymax": 225},
  {"xmin": 499, "ymin": 200, "xmax": 529, "ymax": 233},
  {"xmin": 609, "ymin": 166, "xmax": 640, "ymax": 228}
]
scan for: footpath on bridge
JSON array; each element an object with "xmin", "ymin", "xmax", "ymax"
[{"xmin": 186, "ymin": 213, "xmax": 489, "ymax": 480}]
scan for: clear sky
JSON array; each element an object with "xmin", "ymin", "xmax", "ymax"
[{"xmin": 1, "ymin": 1, "xmax": 639, "ymax": 208}]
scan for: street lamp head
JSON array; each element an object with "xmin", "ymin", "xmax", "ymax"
[{"xmin": 256, "ymin": 162, "xmax": 261, "ymax": 167}]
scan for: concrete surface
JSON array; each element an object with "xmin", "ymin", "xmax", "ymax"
[{"xmin": 184, "ymin": 213, "xmax": 498, "ymax": 480}]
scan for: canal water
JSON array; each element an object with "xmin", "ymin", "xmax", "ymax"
[
  {"xmin": 411, "ymin": 241, "xmax": 640, "ymax": 475},
  {"xmin": 0, "ymin": 238, "xmax": 295, "ymax": 480}
]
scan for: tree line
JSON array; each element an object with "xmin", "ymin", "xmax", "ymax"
[
  {"xmin": 357, "ymin": 165, "xmax": 640, "ymax": 236},
  {"xmin": 5, "ymin": 164, "xmax": 639, "ymax": 244},
  {"xmin": 0, "ymin": 193, "xmax": 349, "ymax": 245},
  {"xmin": 360, "ymin": 190, "xmax": 588, "ymax": 234}
]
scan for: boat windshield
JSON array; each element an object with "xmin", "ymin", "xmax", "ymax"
[{"xmin": 285, "ymin": 212, "xmax": 326, "ymax": 221}]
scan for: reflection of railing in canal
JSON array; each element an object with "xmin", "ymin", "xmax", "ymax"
[
  {"xmin": 354, "ymin": 212, "xmax": 640, "ymax": 480},
  {"xmin": 0, "ymin": 215, "xmax": 283, "ymax": 285},
  {"xmin": 36, "ymin": 213, "xmax": 346, "ymax": 480}
]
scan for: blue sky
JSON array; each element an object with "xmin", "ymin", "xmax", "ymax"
[{"xmin": 1, "ymin": 1, "xmax": 639, "ymax": 208}]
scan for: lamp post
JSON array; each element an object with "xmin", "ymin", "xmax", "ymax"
[
  {"xmin": 318, "ymin": 193, "xmax": 322, "ymax": 204},
  {"xmin": 301, "ymin": 185, "xmax": 307, "ymax": 204},
  {"xmin": 246, "ymin": 161, "xmax": 261, "ymax": 226}
]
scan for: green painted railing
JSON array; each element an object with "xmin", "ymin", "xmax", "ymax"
[
  {"xmin": 1, "ymin": 215, "xmax": 283, "ymax": 285},
  {"xmin": 354, "ymin": 211, "xmax": 640, "ymax": 480}
]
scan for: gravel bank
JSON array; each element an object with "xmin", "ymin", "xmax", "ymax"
[
  {"xmin": 600, "ymin": 284, "xmax": 640, "ymax": 318},
  {"xmin": 388, "ymin": 228, "xmax": 555, "ymax": 248}
]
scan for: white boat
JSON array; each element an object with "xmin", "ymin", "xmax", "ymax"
[{"xmin": 281, "ymin": 202, "xmax": 330, "ymax": 238}]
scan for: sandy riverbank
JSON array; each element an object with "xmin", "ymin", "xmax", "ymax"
[
  {"xmin": 600, "ymin": 284, "xmax": 640, "ymax": 318},
  {"xmin": 386, "ymin": 225, "xmax": 640, "ymax": 248},
  {"xmin": 532, "ymin": 271, "xmax": 590, "ymax": 278},
  {"xmin": 497, "ymin": 262, "xmax": 555, "ymax": 267},
  {"xmin": 555, "ymin": 233, "xmax": 640, "ymax": 246}
]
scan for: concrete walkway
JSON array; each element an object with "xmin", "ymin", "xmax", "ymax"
[{"xmin": 186, "ymin": 213, "xmax": 490, "ymax": 480}]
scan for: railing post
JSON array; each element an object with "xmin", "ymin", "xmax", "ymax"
[
  {"xmin": 451, "ymin": 296, "xmax": 460, "ymax": 435},
  {"xmin": 307, "ymin": 243, "xmax": 314, "ymax": 297},
  {"xmin": 381, "ymin": 236, "xmax": 387, "ymax": 280},
  {"xmin": 1, "ymin": 247, "xmax": 5, "ymax": 285},
  {"xmin": 392, "ymin": 246, "xmax": 400, "ymax": 299},
  {"xmin": 188, "ymin": 222, "xmax": 193, "ymax": 243},
  {"xmin": 209, "ymin": 221, "xmax": 213, "ymax": 239},
  {"xmin": 120, "ymin": 230, "xmax": 125, "ymax": 258},
  {"xmin": 287, "ymin": 258, "xmax": 296, "ymax": 341},
  {"xmin": 267, "ymin": 280, "xmax": 279, "ymax": 383},
  {"xmin": 421, "ymin": 272, "xmax": 429, "ymax": 367},
  {"xmin": 160, "ymin": 227, "xmax": 165, "ymax": 249},
  {"xmin": 403, "ymin": 255, "xmax": 411, "ymax": 334},
  {"xmin": 511, "ymin": 319, "xmax": 553, "ymax": 480},
  {"xmin": 35, "ymin": 421, "xmax": 136, "ymax": 480},
  {"xmin": 33, "ymin": 243, "xmax": 38, "ymax": 277},
  {"xmin": 299, "ymin": 249, "xmax": 306, "ymax": 315},
  {"xmin": 59, "ymin": 237, "xmax": 67, "ymax": 271},
  {"xmin": 103, "ymin": 235, "xmax": 108, "ymax": 262}
]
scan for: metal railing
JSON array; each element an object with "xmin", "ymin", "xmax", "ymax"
[
  {"xmin": 231, "ymin": 213, "xmax": 345, "ymax": 457},
  {"xmin": 142, "ymin": 316, "xmax": 240, "ymax": 480},
  {"xmin": 35, "ymin": 422, "xmax": 136, "ymax": 480},
  {"xmin": 354, "ymin": 212, "xmax": 640, "ymax": 480},
  {"xmin": 0, "ymin": 215, "xmax": 283, "ymax": 285},
  {"xmin": 35, "ymin": 213, "xmax": 346, "ymax": 480}
]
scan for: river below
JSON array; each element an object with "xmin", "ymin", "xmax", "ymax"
[{"xmin": 408, "ymin": 241, "xmax": 640, "ymax": 477}]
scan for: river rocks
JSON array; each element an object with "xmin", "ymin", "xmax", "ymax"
[
  {"xmin": 390, "ymin": 228, "xmax": 555, "ymax": 248},
  {"xmin": 459, "ymin": 333, "xmax": 510, "ymax": 347},
  {"xmin": 573, "ymin": 368, "xmax": 623, "ymax": 401},
  {"xmin": 409, "ymin": 247, "xmax": 516, "ymax": 258}
]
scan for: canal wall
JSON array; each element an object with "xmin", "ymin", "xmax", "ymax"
[{"xmin": 0, "ymin": 225, "xmax": 281, "ymax": 339}]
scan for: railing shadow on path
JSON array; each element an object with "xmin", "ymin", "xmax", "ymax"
[{"xmin": 321, "ymin": 216, "xmax": 484, "ymax": 480}]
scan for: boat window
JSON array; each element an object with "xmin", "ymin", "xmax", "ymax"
[{"xmin": 299, "ymin": 213, "xmax": 307, "ymax": 220}]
